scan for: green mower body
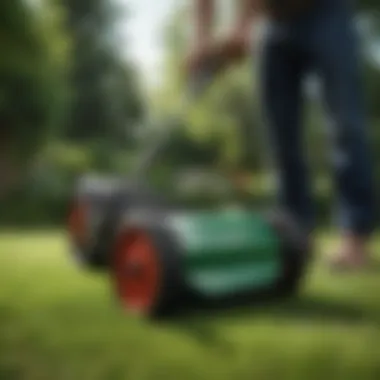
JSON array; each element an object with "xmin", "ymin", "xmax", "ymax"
[{"xmin": 167, "ymin": 210, "xmax": 282, "ymax": 297}]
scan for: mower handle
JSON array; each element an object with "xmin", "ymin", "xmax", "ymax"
[
  {"xmin": 186, "ymin": 62, "xmax": 221, "ymax": 99},
  {"xmin": 130, "ymin": 66, "xmax": 221, "ymax": 181}
]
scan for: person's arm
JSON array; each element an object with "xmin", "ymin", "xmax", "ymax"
[
  {"xmin": 214, "ymin": 0, "xmax": 259, "ymax": 63},
  {"xmin": 187, "ymin": 0, "xmax": 259, "ymax": 73},
  {"xmin": 194, "ymin": 0, "xmax": 215, "ymax": 46},
  {"xmin": 233, "ymin": 0, "xmax": 260, "ymax": 42}
]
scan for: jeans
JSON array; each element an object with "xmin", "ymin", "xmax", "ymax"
[{"xmin": 258, "ymin": 0, "xmax": 376, "ymax": 235}]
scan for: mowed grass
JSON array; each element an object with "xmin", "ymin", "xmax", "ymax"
[{"xmin": 0, "ymin": 230, "xmax": 380, "ymax": 380}]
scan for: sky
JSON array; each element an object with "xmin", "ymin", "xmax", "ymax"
[{"xmin": 118, "ymin": 0, "xmax": 181, "ymax": 90}]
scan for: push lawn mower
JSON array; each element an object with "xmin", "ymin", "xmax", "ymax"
[{"xmin": 66, "ymin": 69, "xmax": 310, "ymax": 319}]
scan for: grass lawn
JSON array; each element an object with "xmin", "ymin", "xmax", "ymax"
[{"xmin": 0, "ymin": 230, "xmax": 379, "ymax": 380}]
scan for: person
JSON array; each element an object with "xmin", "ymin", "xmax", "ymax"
[{"xmin": 186, "ymin": 0, "xmax": 376, "ymax": 270}]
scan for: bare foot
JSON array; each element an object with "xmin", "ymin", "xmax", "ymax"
[{"xmin": 329, "ymin": 233, "xmax": 370, "ymax": 272}]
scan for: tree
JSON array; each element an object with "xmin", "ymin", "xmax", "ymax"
[
  {"xmin": 62, "ymin": 0, "xmax": 143, "ymax": 154},
  {"xmin": 0, "ymin": 0, "xmax": 69, "ymax": 192}
]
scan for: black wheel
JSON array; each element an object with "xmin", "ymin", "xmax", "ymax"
[
  {"xmin": 111, "ymin": 216, "xmax": 184, "ymax": 319},
  {"xmin": 266, "ymin": 210, "xmax": 311, "ymax": 297},
  {"xmin": 66, "ymin": 175, "xmax": 172, "ymax": 270},
  {"xmin": 66, "ymin": 198, "xmax": 101, "ymax": 268},
  {"xmin": 66, "ymin": 176, "xmax": 128, "ymax": 270},
  {"xmin": 91, "ymin": 183, "xmax": 173, "ymax": 269}
]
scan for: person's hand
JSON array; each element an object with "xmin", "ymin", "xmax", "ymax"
[
  {"xmin": 185, "ymin": 32, "xmax": 250, "ymax": 77},
  {"xmin": 216, "ymin": 32, "xmax": 250, "ymax": 64},
  {"xmin": 185, "ymin": 41, "xmax": 218, "ymax": 76}
]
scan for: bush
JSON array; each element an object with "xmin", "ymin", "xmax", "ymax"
[{"xmin": 0, "ymin": 153, "xmax": 335, "ymax": 228}]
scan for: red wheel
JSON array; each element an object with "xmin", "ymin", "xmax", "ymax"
[
  {"xmin": 113, "ymin": 230, "xmax": 161, "ymax": 315},
  {"xmin": 68, "ymin": 202, "xmax": 88, "ymax": 246}
]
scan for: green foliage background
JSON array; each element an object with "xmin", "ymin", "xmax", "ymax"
[{"xmin": 1, "ymin": 0, "xmax": 380, "ymax": 226}]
